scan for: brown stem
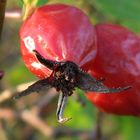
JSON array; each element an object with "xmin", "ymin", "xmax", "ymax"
[
  {"xmin": 0, "ymin": 0, "xmax": 6, "ymax": 39},
  {"xmin": 94, "ymin": 110, "xmax": 103, "ymax": 140},
  {"xmin": 0, "ymin": 108, "xmax": 97, "ymax": 139}
]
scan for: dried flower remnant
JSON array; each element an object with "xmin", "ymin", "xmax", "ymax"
[{"xmin": 14, "ymin": 50, "xmax": 130, "ymax": 123}]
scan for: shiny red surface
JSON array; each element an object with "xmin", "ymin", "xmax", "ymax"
[
  {"xmin": 20, "ymin": 4, "xmax": 97, "ymax": 79},
  {"xmin": 87, "ymin": 23, "xmax": 140, "ymax": 116}
]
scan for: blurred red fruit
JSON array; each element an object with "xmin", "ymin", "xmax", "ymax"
[{"xmin": 87, "ymin": 23, "xmax": 140, "ymax": 116}]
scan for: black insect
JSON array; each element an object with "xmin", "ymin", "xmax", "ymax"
[{"xmin": 14, "ymin": 50, "xmax": 131, "ymax": 123}]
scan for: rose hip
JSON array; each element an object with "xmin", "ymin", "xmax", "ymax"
[
  {"xmin": 87, "ymin": 23, "xmax": 140, "ymax": 116},
  {"xmin": 20, "ymin": 4, "xmax": 97, "ymax": 79}
]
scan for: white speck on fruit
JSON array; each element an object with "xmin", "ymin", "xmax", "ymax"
[
  {"xmin": 23, "ymin": 36, "xmax": 35, "ymax": 52},
  {"xmin": 37, "ymin": 35, "xmax": 42, "ymax": 42},
  {"xmin": 31, "ymin": 62, "xmax": 42, "ymax": 69},
  {"xmin": 55, "ymin": 56, "xmax": 59, "ymax": 61},
  {"xmin": 37, "ymin": 35, "xmax": 48, "ymax": 49}
]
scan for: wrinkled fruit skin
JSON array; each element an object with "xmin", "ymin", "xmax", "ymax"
[
  {"xmin": 87, "ymin": 23, "xmax": 140, "ymax": 116},
  {"xmin": 20, "ymin": 4, "xmax": 97, "ymax": 79}
]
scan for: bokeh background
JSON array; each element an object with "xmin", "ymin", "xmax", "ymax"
[{"xmin": 0, "ymin": 0, "xmax": 140, "ymax": 140}]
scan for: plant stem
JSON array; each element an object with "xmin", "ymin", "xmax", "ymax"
[
  {"xmin": 0, "ymin": 0, "xmax": 6, "ymax": 39},
  {"xmin": 95, "ymin": 110, "xmax": 103, "ymax": 140}
]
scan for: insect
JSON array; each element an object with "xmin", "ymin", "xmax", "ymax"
[{"xmin": 14, "ymin": 50, "xmax": 130, "ymax": 123}]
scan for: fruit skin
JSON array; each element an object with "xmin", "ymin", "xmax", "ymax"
[
  {"xmin": 87, "ymin": 23, "xmax": 140, "ymax": 116},
  {"xmin": 20, "ymin": 4, "xmax": 97, "ymax": 79}
]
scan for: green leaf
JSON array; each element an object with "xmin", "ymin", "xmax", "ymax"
[
  {"xmin": 114, "ymin": 116, "xmax": 140, "ymax": 140},
  {"xmin": 94, "ymin": 0, "xmax": 140, "ymax": 32},
  {"xmin": 22, "ymin": 0, "xmax": 48, "ymax": 6},
  {"xmin": 7, "ymin": 60, "xmax": 37, "ymax": 86},
  {"xmin": 36, "ymin": 0, "xmax": 48, "ymax": 7},
  {"xmin": 64, "ymin": 90, "xmax": 96, "ymax": 129}
]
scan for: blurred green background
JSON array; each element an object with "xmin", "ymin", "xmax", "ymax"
[{"xmin": 0, "ymin": 0, "xmax": 140, "ymax": 140}]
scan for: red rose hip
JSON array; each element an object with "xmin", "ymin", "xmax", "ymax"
[
  {"xmin": 20, "ymin": 4, "xmax": 97, "ymax": 79},
  {"xmin": 87, "ymin": 23, "xmax": 140, "ymax": 116}
]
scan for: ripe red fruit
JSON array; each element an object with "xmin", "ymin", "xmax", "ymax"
[
  {"xmin": 87, "ymin": 23, "xmax": 140, "ymax": 116},
  {"xmin": 20, "ymin": 4, "xmax": 97, "ymax": 79}
]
